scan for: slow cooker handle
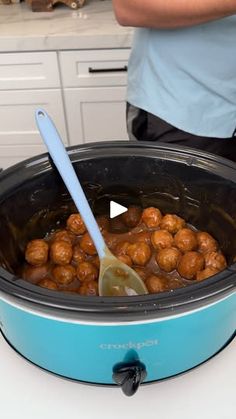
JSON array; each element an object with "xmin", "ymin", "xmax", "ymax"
[{"xmin": 112, "ymin": 360, "xmax": 147, "ymax": 396}]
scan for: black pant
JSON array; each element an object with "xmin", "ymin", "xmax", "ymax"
[{"xmin": 127, "ymin": 103, "xmax": 236, "ymax": 163}]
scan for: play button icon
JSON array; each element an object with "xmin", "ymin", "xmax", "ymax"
[{"xmin": 110, "ymin": 201, "xmax": 127, "ymax": 219}]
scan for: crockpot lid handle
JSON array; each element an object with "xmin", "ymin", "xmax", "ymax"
[{"xmin": 112, "ymin": 360, "xmax": 147, "ymax": 396}]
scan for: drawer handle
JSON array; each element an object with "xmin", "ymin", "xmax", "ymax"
[{"xmin": 88, "ymin": 66, "xmax": 128, "ymax": 74}]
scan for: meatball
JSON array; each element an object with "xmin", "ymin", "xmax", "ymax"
[
  {"xmin": 156, "ymin": 247, "xmax": 181, "ymax": 273},
  {"xmin": 76, "ymin": 261, "xmax": 99, "ymax": 282},
  {"xmin": 135, "ymin": 231, "xmax": 152, "ymax": 245},
  {"xmin": 78, "ymin": 280, "xmax": 98, "ymax": 296},
  {"xmin": 142, "ymin": 207, "xmax": 162, "ymax": 228},
  {"xmin": 117, "ymin": 254, "xmax": 133, "ymax": 267},
  {"xmin": 114, "ymin": 241, "xmax": 131, "ymax": 256},
  {"xmin": 23, "ymin": 263, "xmax": 49, "ymax": 283},
  {"xmin": 204, "ymin": 251, "xmax": 227, "ymax": 272},
  {"xmin": 102, "ymin": 230, "xmax": 120, "ymax": 250},
  {"xmin": 25, "ymin": 239, "xmax": 49, "ymax": 266},
  {"xmin": 151, "ymin": 230, "xmax": 174, "ymax": 251},
  {"xmin": 52, "ymin": 264, "xmax": 76, "ymax": 285},
  {"xmin": 52, "ymin": 229, "xmax": 75, "ymax": 245},
  {"xmin": 127, "ymin": 242, "xmax": 151, "ymax": 266},
  {"xmin": 146, "ymin": 275, "xmax": 167, "ymax": 294},
  {"xmin": 66, "ymin": 213, "xmax": 86, "ymax": 235},
  {"xmin": 121, "ymin": 206, "xmax": 142, "ymax": 228},
  {"xmin": 72, "ymin": 244, "xmax": 87, "ymax": 265},
  {"xmin": 80, "ymin": 233, "xmax": 97, "ymax": 256},
  {"xmin": 38, "ymin": 278, "xmax": 58, "ymax": 290},
  {"xmin": 196, "ymin": 267, "xmax": 219, "ymax": 282},
  {"xmin": 50, "ymin": 240, "xmax": 73, "ymax": 265},
  {"xmin": 174, "ymin": 228, "xmax": 197, "ymax": 252},
  {"xmin": 90, "ymin": 255, "xmax": 100, "ymax": 269},
  {"xmin": 134, "ymin": 267, "xmax": 147, "ymax": 282},
  {"xmin": 177, "ymin": 251, "xmax": 205, "ymax": 280},
  {"xmin": 197, "ymin": 231, "xmax": 218, "ymax": 253},
  {"xmin": 160, "ymin": 214, "xmax": 185, "ymax": 234}
]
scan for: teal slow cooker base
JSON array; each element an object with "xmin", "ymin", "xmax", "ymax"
[
  {"xmin": 1, "ymin": 328, "xmax": 235, "ymax": 387},
  {"xmin": 0, "ymin": 292, "xmax": 235, "ymax": 385}
]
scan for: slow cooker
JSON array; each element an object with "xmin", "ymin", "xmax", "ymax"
[{"xmin": 0, "ymin": 142, "xmax": 235, "ymax": 396}]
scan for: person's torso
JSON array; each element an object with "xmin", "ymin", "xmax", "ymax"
[{"xmin": 127, "ymin": 16, "xmax": 236, "ymax": 137}]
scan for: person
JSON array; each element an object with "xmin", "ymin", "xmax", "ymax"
[{"xmin": 112, "ymin": 1, "xmax": 236, "ymax": 162}]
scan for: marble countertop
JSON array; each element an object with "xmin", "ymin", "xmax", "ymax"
[{"xmin": 0, "ymin": 0, "xmax": 133, "ymax": 52}]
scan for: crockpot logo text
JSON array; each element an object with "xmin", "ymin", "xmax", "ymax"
[{"xmin": 99, "ymin": 339, "xmax": 159, "ymax": 350}]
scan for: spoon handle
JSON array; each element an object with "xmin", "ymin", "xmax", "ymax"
[{"xmin": 35, "ymin": 108, "xmax": 106, "ymax": 259}]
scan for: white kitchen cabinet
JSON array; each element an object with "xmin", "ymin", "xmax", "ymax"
[
  {"xmin": 59, "ymin": 49, "xmax": 129, "ymax": 144},
  {"xmin": 0, "ymin": 52, "xmax": 67, "ymax": 169}
]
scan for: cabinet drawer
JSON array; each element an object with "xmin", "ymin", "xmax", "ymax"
[
  {"xmin": 0, "ymin": 52, "xmax": 60, "ymax": 90},
  {"xmin": 59, "ymin": 49, "xmax": 130, "ymax": 88}
]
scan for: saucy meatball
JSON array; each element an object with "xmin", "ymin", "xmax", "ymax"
[
  {"xmin": 117, "ymin": 254, "xmax": 133, "ymax": 267},
  {"xmin": 78, "ymin": 280, "xmax": 98, "ymax": 296},
  {"xmin": 134, "ymin": 267, "xmax": 147, "ymax": 282},
  {"xmin": 142, "ymin": 207, "xmax": 162, "ymax": 228},
  {"xmin": 72, "ymin": 244, "xmax": 87, "ymax": 265},
  {"xmin": 25, "ymin": 239, "xmax": 49, "ymax": 266},
  {"xmin": 50, "ymin": 240, "xmax": 73, "ymax": 265},
  {"xmin": 23, "ymin": 263, "xmax": 49, "ymax": 283},
  {"xmin": 52, "ymin": 229, "xmax": 75, "ymax": 245},
  {"xmin": 156, "ymin": 247, "xmax": 181, "ymax": 273},
  {"xmin": 135, "ymin": 231, "xmax": 152, "ymax": 245},
  {"xmin": 76, "ymin": 261, "xmax": 98, "ymax": 282},
  {"xmin": 146, "ymin": 275, "xmax": 167, "ymax": 293},
  {"xmin": 38, "ymin": 278, "xmax": 58, "ymax": 290},
  {"xmin": 121, "ymin": 206, "xmax": 142, "ymax": 228},
  {"xmin": 160, "ymin": 214, "xmax": 185, "ymax": 234},
  {"xmin": 90, "ymin": 255, "xmax": 100, "ymax": 269},
  {"xmin": 196, "ymin": 267, "xmax": 219, "ymax": 281},
  {"xmin": 80, "ymin": 232, "xmax": 97, "ymax": 256},
  {"xmin": 204, "ymin": 251, "xmax": 227, "ymax": 272},
  {"xmin": 151, "ymin": 230, "xmax": 174, "ymax": 250},
  {"xmin": 127, "ymin": 242, "xmax": 151, "ymax": 266},
  {"xmin": 52, "ymin": 264, "xmax": 76, "ymax": 285},
  {"xmin": 197, "ymin": 231, "xmax": 218, "ymax": 253},
  {"xmin": 66, "ymin": 213, "xmax": 86, "ymax": 235},
  {"xmin": 177, "ymin": 251, "xmax": 205, "ymax": 280},
  {"xmin": 174, "ymin": 228, "xmax": 197, "ymax": 252},
  {"xmin": 114, "ymin": 241, "xmax": 131, "ymax": 256}
]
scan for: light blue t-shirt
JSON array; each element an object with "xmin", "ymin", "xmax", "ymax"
[{"xmin": 127, "ymin": 16, "xmax": 236, "ymax": 138}]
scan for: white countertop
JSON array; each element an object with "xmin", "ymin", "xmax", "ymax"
[
  {"xmin": 0, "ymin": 333, "xmax": 235, "ymax": 419},
  {"xmin": 0, "ymin": 0, "xmax": 133, "ymax": 51}
]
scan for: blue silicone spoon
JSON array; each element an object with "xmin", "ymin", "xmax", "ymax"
[{"xmin": 35, "ymin": 109, "xmax": 148, "ymax": 297}]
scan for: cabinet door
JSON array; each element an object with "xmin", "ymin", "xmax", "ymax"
[
  {"xmin": 0, "ymin": 89, "xmax": 67, "ymax": 169},
  {"xmin": 64, "ymin": 86, "xmax": 128, "ymax": 144}
]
